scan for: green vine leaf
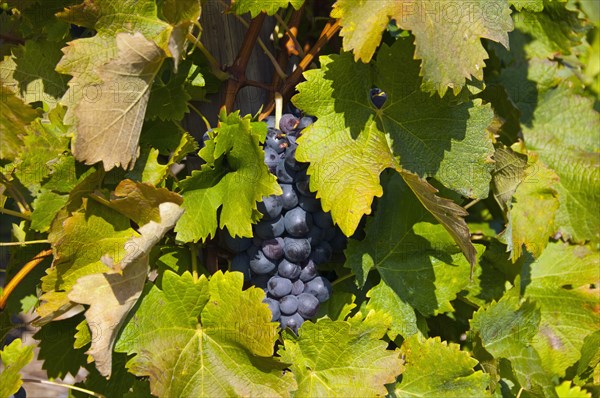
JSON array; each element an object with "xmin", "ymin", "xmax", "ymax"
[
  {"xmin": 230, "ymin": 0, "xmax": 304, "ymax": 17},
  {"xmin": 331, "ymin": 0, "xmax": 513, "ymax": 95},
  {"xmin": 521, "ymin": 242, "xmax": 600, "ymax": 377},
  {"xmin": 470, "ymin": 291, "xmax": 557, "ymax": 398},
  {"xmin": 493, "ymin": 147, "xmax": 560, "ymax": 260},
  {"xmin": 365, "ymin": 280, "xmax": 419, "ymax": 340},
  {"xmin": 0, "ymin": 39, "xmax": 69, "ymax": 105},
  {"xmin": 0, "ymin": 339, "xmax": 34, "ymax": 398},
  {"xmin": 115, "ymin": 271, "xmax": 297, "ymax": 397},
  {"xmin": 345, "ymin": 173, "xmax": 484, "ymax": 317},
  {"xmin": 278, "ymin": 316, "xmax": 402, "ymax": 397},
  {"xmin": 293, "ymin": 38, "xmax": 494, "ymax": 237},
  {"xmin": 390, "ymin": 335, "xmax": 490, "ymax": 398},
  {"xmin": 175, "ymin": 111, "xmax": 281, "ymax": 242},
  {"xmin": 0, "ymin": 85, "xmax": 40, "ymax": 161}
]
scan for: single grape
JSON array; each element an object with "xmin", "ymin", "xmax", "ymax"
[
  {"xmin": 291, "ymin": 279, "xmax": 305, "ymax": 295},
  {"xmin": 284, "ymin": 207, "xmax": 313, "ymax": 237},
  {"xmin": 231, "ymin": 253, "xmax": 251, "ymax": 281},
  {"xmin": 263, "ymin": 297, "xmax": 281, "ymax": 321},
  {"xmin": 267, "ymin": 276, "xmax": 293, "ymax": 298},
  {"xmin": 297, "ymin": 293, "xmax": 320, "ymax": 318},
  {"xmin": 278, "ymin": 259, "xmax": 301, "ymax": 280},
  {"xmin": 370, "ymin": 87, "xmax": 387, "ymax": 109},
  {"xmin": 249, "ymin": 250, "xmax": 277, "ymax": 275},
  {"xmin": 280, "ymin": 312, "xmax": 304, "ymax": 333},
  {"xmin": 264, "ymin": 147, "xmax": 281, "ymax": 173},
  {"xmin": 279, "ymin": 114, "xmax": 300, "ymax": 135},
  {"xmin": 276, "ymin": 157, "xmax": 296, "ymax": 183},
  {"xmin": 265, "ymin": 130, "xmax": 289, "ymax": 153},
  {"xmin": 311, "ymin": 241, "xmax": 332, "ymax": 264},
  {"xmin": 298, "ymin": 194, "xmax": 321, "ymax": 213},
  {"xmin": 283, "ymin": 237, "xmax": 311, "ymax": 263},
  {"xmin": 299, "ymin": 259, "xmax": 317, "ymax": 282},
  {"xmin": 280, "ymin": 184, "xmax": 299, "ymax": 209},
  {"xmin": 279, "ymin": 295, "xmax": 299, "ymax": 315},
  {"xmin": 265, "ymin": 115, "xmax": 276, "ymax": 129},
  {"xmin": 304, "ymin": 276, "xmax": 332, "ymax": 303},
  {"xmin": 306, "ymin": 225, "xmax": 323, "ymax": 246},
  {"xmin": 257, "ymin": 195, "xmax": 283, "ymax": 220},
  {"xmin": 298, "ymin": 116, "xmax": 314, "ymax": 130},
  {"xmin": 295, "ymin": 177, "xmax": 312, "ymax": 196},
  {"xmin": 313, "ymin": 211, "xmax": 333, "ymax": 230},
  {"xmin": 223, "ymin": 233, "xmax": 252, "ymax": 253},
  {"xmin": 255, "ymin": 215, "xmax": 285, "ymax": 239},
  {"xmin": 261, "ymin": 237, "xmax": 284, "ymax": 261},
  {"xmin": 284, "ymin": 146, "xmax": 306, "ymax": 171}
]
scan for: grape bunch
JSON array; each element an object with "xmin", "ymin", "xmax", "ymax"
[{"xmin": 225, "ymin": 113, "xmax": 346, "ymax": 333}]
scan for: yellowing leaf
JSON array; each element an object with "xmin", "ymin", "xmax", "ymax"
[
  {"xmin": 293, "ymin": 38, "xmax": 494, "ymax": 237},
  {"xmin": 332, "ymin": 0, "xmax": 514, "ymax": 95},
  {"xmin": 391, "ymin": 335, "xmax": 490, "ymax": 398},
  {"xmin": 0, "ymin": 339, "xmax": 34, "ymax": 398},
  {"xmin": 38, "ymin": 200, "xmax": 138, "ymax": 320},
  {"xmin": 0, "ymin": 85, "xmax": 40, "ymax": 161},
  {"xmin": 279, "ymin": 317, "xmax": 402, "ymax": 397},
  {"xmin": 69, "ymin": 202, "xmax": 183, "ymax": 377},
  {"xmin": 69, "ymin": 32, "xmax": 165, "ymax": 170},
  {"xmin": 115, "ymin": 271, "xmax": 296, "ymax": 397}
]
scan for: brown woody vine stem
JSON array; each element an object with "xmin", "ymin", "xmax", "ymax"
[
  {"xmin": 224, "ymin": 13, "xmax": 266, "ymax": 112},
  {"xmin": 259, "ymin": 19, "xmax": 341, "ymax": 120},
  {"xmin": 0, "ymin": 249, "xmax": 53, "ymax": 310}
]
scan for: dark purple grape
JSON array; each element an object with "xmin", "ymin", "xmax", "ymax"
[
  {"xmin": 311, "ymin": 242, "xmax": 332, "ymax": 265},
  {"xmin": 322, "ymin": 227, "xmax": 336, "ymax": 241},
  {"xmin": 280, "ymin": 313, "xmax": 304, "ymax": 333},
  {"xmin": 280, "ymin": 184, "xmax": 299, "ymax": 210},
  {"xmin": 298, "ymin": 194, "xmax": 321, "ymax": 213},
  {"xmin": 295, "ymin": 177, "xmax": 312, "ymax": 196},
  {"xmin": 279, "ymin": 295, "xmax": 299, "ymax": 315},
  {"xmin": 299, "ymin": 260, "xmax": 317, "ymax": 282},
  {"xmin": 276, "ymin": 158, "xmax": 296, "ymax": 183},
  {"xmin": 265, "ymin": 115, "xmax": 276, "ymax": 129},
  {"xmin": 304, "ymin": 276, "xmax": 332, "ymax": 303},
  {"xmin": 264, "ymin": 147, "xmax": 281, "ymax": 173},
  {"xmin": 231, "ymin": 253, "xmax": 251, "ymax": 281},
  {"xmin": 313, "ymin": 211, "xmax": 333, "ymax": 230},
  {"xmin": 255, "ymin": 215, "xmax": 285, "ymax": 239},
  {"xmin": 249, "ymin": 250, "xmax": 277, "ymax": 275},
  {"xmin": 297, "ymin": 293, "xmax": 319, "ymax": 318},
  {"xmin": 261, "ymin": 238, "xmax": 284, "ymax": 261},
  {"xmin": 251, "ymin": 274, "xmax": 270, "ymax": 289},
  {"xmin": 267, "ymin": 276, "xmax": 293, "ymax": 298},
  {"xmin": 266, "ymin": 131, "xmax": 289, "ymax": 153},
  {"xmin": 285, "ymin": 146, "xmax": 306, "ymax": 171},
  {"xmin": 283, "ymin": 238, "xmax": 311, "ymax": 263},
  {"xmin": 306, "ymin": 226, "xmax": 322, "ymax": 246},
  {"xmin": 278, "ymin": 259, "xmax": 301, "ymax": 280},
  {"xmin": 279, "ymin": 114, "xmax": 299, "ymax": 135},
  {"xmin": 263, "ymin": 298, "xmax": 280, "ymax": 321},
  {"xmin": 329, "ymin": 230, "xmax": 347, "ymax": 251},
  {"xmin": 284, "ymin": 207, "xmax": 313, "ymax": 237},
  {"xmin": 223, "ymin": 233, "xmax": 252, "ymax": 253},
  {"xmin": 298, "ymin": 116, "xmax": 314, "ymax": 130},
  {"xmin": 370, "ymin": 88, "xmax": 387, "ymax": 109},
  {"xmin": 258, "ymin": 195, "xmax": 283, "ymax": 220},
  {"xmin": 291, "ymin": 279, "xmax": 305, "ymax": 295}
]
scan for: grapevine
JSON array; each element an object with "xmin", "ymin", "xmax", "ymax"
[{"xmin": 0, "ymin": 1, "xmax": 598, "ymax": 398}]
